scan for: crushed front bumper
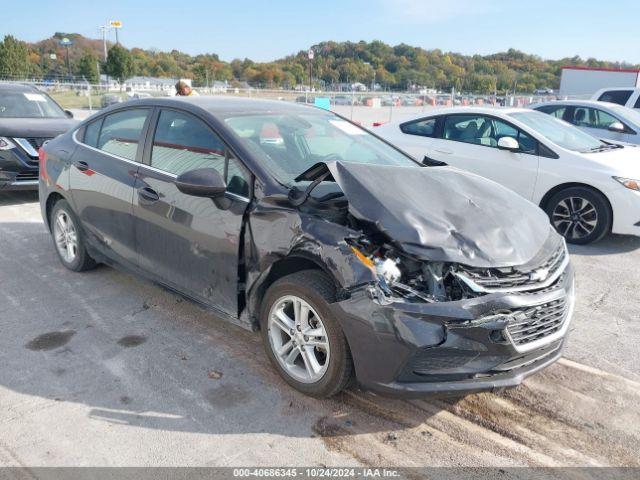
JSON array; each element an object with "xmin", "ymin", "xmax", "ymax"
[{"xmin": 331, "ymin": 263, "xmax": 575, "ymax": 398}]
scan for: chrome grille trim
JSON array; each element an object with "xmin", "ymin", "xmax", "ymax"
[
  {"xmin": 454, "ymin": 242, "xmax": 569, "ymax": 293},
  {"xmin": 504, "ymin": 287, "xmax": 575, "ymax": 353}
]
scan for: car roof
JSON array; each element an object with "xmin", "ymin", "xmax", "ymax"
[
  {"xmin": 0, "ymin": 82, "xmax": 39, "ymax": 93},
  {"xmin": 121, "ymin": 95, "xmax": 323, "ymax": 119},
  {"xmin": 386, "ymin": 106, "xmax": 528, "ymax": 125},
  {"xmin": 533, "ymin": 99, "xmax": 622, "ymax": 109},
  {"xmin": 595, "ymin": 87, "xmax": 640, "ymax": 92}
]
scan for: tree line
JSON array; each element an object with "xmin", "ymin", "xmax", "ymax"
[{"xmin": 1, "ymin": 33, "xmax": 638, "ymax": 93}]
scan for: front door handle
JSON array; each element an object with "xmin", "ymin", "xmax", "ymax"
[
  {"xmin": 73, "ymin": 160, "xmax": 90, "ymax": 171},
  {"xmin": 434, "ymin": 149, "xmax": 453, "ymax": 155},
  {"xmin": 137, "ymin": 186, "xmax": 160, "ymax": 204}
]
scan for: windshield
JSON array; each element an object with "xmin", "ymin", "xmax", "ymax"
[
  {"xmin": 0, "ymin": 90, "xmax": 67, "ymax": 118},
  {"xmin": 610, "ymin": 104, "xmax": 640, "ymax": 126},
  {"xmin": 509, "ymin": 111, "xmax": 605, "ymax": 152},
  {"xmin": 224, "ymin": 112, "xmax": 419, "ymax": 185}
]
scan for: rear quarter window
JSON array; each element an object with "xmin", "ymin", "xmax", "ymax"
[
  {"xmin": 82, "ymin": 118, "xmax": 102, "ymax": 148},
  {"xmin": 400, "ymin": 118, "xmax": 437, "ymax": 137}
]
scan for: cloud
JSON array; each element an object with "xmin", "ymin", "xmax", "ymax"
[{"xmin": 382, "ymin": 0, "xmax": 498, "ymax": 24}]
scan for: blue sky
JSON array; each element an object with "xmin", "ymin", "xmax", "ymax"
[{"xmin": 3, "ymin": 0, "xmax": 639, "ymax": 63}]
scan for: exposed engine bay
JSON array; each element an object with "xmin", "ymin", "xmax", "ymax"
[{"xmin": 289, "ymin": 160, "xmax": 567, "ymax": 304}]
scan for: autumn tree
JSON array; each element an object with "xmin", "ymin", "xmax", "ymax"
[
  {"xmin": 0, "ymin": 35, "xmax": 30, "ymax": 79},
  {"xmin": 104, "ymin": 44, "xmax": 134, "ymax": 86},
  {"xmin": 77, "ymin": 51, "xmax": 99, "ymax": 83}
]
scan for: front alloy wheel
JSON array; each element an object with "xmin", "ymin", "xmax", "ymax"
[
  {"xmin": 268, "ymin": 295, "xmax": 330, "ymax": 383},
  {"xmin": 546, "ymin": 187, "xmax": 611, "ymax": 244},
  {"xmin": 551, "ymin": 196, "xmax": 598, "ymax": 241},
  {"xmin": 260, "ymin": 270, "xmax": 353, "ymax": 398}
]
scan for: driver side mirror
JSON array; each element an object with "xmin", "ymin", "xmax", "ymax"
[
  {"xmin": 65, "ymin": 110, "xmax": 74, "ymax": 119},
  {"xmin": 608, "ymin": 121, "xmax": 625, "ymax": 133},
  {"xmin": 497, "ymin": 136, "xmax": 520, "ymax": 151},
  {"xmin": 175, "ymin": 168, "xmax": 226, "ymax": 198}
]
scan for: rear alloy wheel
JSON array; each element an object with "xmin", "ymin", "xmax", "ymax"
[
  {"xmin": 546, "ymin": 187, "xmax": 611, "ymax": 244},
  {"xmin": 260, "ymin": 270, "xmax": 353, "ymax": 398},
  {"xmin": 50, "ymin": 200, "xmax": 97, "ymax": 272}
]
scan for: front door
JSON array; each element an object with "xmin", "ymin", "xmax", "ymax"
[
  {"xmin": 133, "ymin": 108, "xmax": 251, "ymax": 315},
  {"xmin": 427, "ymin": 114, "xmax": 540, "ymax": 200},
  {"xmin": 568, "ymin": 106, "xmax": 636, "ymax": 144},
  {"xmin": 69, "ymin": 107, "xmax": 151, "ymax": 265}
]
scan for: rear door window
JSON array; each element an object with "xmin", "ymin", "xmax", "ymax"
[
  {"xmin": 598, "ymin": 90, "xmax": 633, "ymax": 106},
  {"xmin": 97, "ymin": 108, "xmax": 149, "ymax": 161}
]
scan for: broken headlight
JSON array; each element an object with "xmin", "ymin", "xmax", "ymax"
[{"xmin": 349, "ymin": 239, "xmax": 469, "ymax": 303}]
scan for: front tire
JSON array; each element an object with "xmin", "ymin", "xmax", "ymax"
[
  {"xmin": 545, "ymin": 187, "xmax": 611, "ymax": 244},
  {"xmin": 260, "ymin": 270, "xmax": 353, "ymax": 398},
  {"xmin": 50, "ymin": 199, "xmax": 97, "ymax": 272}
]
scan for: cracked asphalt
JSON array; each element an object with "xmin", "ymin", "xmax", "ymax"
[{"xmin": 0, "ymin": 190, "xmax": 639, "ymax": 468}]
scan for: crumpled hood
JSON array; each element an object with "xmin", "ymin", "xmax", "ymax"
[
  {"xmin": 300, "ymin": 161, "xmax": 556, "ymax": 268},
  {"xmin": 0, "ymin": 118, "xmax": 78, "ymax": 138}
]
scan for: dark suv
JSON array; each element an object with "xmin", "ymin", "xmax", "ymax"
[
  {"xmin": 39, "ymin": 97, "xmax": 574, "ymax": 398},
  {"xmin": 0, "ymin": 83, "xmax": 77, "ymax": 190}
]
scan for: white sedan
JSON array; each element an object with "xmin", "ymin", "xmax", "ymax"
[{"xmin": 375, "ymin": 107, "xmax": 640, "ymax": 244}]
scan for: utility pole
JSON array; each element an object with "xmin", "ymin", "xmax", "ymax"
[
  {"xmin": 98, "ymin": 25, "xmax": 109, "ymax": 61},
  {"xmin": 308, "ymin": 48, "xmax": 314, "ymax": 92}
]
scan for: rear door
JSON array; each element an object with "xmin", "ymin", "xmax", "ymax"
[
  {"xmin": 70, "ymin": 107, "xmax": 151, "ymax": 266},
  {"xmin": 133, "ymin": 107, "xmax": 251, "ymax": 315},
  {"xmin": 428, "ymin": 114, "xmax": 540, "ymax": 200}
]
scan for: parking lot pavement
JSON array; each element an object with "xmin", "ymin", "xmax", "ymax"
[{"xmin": 1, "ymin": 191, "xmax": 639, "ymax": 467}]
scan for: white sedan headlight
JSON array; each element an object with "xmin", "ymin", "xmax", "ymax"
[{"xmin": 613, "ymin": 176, "xmax": 640, "ymax": 192}]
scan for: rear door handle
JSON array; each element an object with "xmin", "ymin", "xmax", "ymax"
[
  {"xmin": 137, "ymin": 186, "xmax": 160, "ymax": 204},
  {"xmin": 434, "ymin": 149, "xmax": 453, "ymax": 155},
  {"xmin": 73, "ymin": 160, "xmax": 89, "ymax": 171}
]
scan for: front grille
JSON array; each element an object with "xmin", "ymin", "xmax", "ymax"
[
  {"xmin": 406, "ymin": 349, "xmax": 481, "ymax": 374},
  {"xmin": 506, "ymin": 297, "xmax": 568, "ymax": 347},
  {"xmin": 25, "ymin": 137, "xmax": 51, "ymax": 150},
  {"xmin": 456, "ymin": 242, "xmax": 567, "ymax": 292}
]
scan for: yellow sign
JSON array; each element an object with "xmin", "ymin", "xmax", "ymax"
[{"xmin": 109, "ymin": 20, "xmax": 122, "ymax": 28}]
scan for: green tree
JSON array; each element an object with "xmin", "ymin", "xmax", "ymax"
[
  {"xmin": 0, "ymin": 35, "xmax": 30, "ymax": 79},
  {"xmin": 77, "ymin": 51, "xmax": 99, "ymax": 83},
  {"xmin": 104, "ymin": 44, "xmax": 134, "ymax": 86}
]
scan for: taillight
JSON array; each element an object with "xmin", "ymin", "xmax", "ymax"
[{"xmin": 39, "ymin": 148, "xmax": 48, "ymax": 180}]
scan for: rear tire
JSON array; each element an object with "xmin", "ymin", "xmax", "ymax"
[
  {"xmin": 545, "ymin": 187, "xmax": 611, "ymax": 245},
  {"xmin": 50, "ymin": 199, "xmax": 97, "ymax": 272},
  {"xmin": 260, "ymin": 270, "xmax": 353, "ymax": 398}
]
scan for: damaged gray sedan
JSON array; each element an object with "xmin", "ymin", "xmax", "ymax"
[{"xmin": 39, "ymin": 97, "xmax": 575, "ymax": 398}]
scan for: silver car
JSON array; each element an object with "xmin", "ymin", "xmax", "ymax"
[{"xmin": 532, "ymin": 100, "xmax": 640, "ymax": 146}]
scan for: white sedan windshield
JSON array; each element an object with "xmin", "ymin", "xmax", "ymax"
[{"xmin": 510, "ymin": 111, "xmax": 605, "ymax": 152}]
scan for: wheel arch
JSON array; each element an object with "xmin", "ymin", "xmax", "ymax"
[
  {"xmin": 246, "ymin": 253, "xmax": 343, "ymax": 330},
  {"xmin": 539, "ymin": 182, "xmax": 613, "ymax": 222},
  {"xmin": 44, "ymin": 191, "xmax": 68, "ymax": 231}
]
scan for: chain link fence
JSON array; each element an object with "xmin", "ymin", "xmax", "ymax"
[{"xmin": 1, "ymin": 79, "xmax": 562, "ymax": 126}]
